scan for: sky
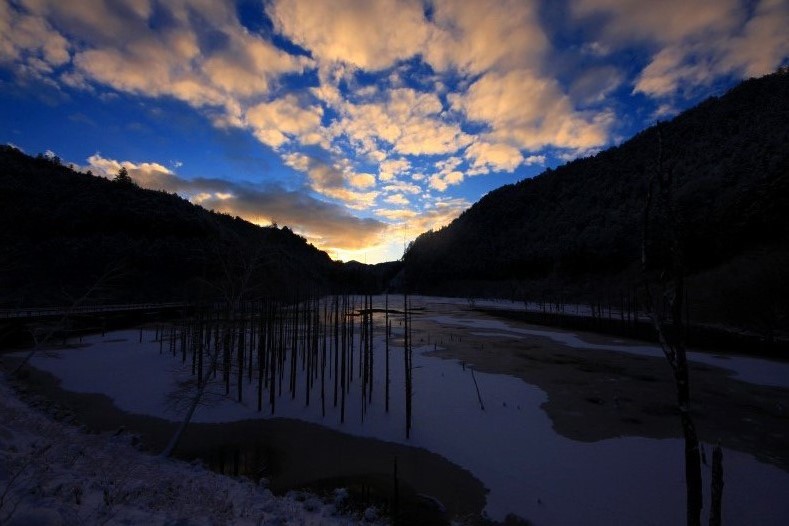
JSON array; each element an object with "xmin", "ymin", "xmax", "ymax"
[{"xmin": 1, "ymin": 0, "xmax": 786, "ymax": 263}]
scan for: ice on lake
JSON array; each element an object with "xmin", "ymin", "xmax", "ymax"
[{"xmin": 22, "ymin": 296, "xmax": 789, "ymax": 525}]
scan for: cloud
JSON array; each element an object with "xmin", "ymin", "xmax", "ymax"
[
  {"xmin": 405, "ymin": 197, "xmax": 470, "ymax": 238},
  {"xmin": 384, "ymin": 193, "xmax": 409, "ymax": 206},
  {"xmin": 8, "ymin": 0, "xmax": 783, "ymax": 265},
  {"xmin": 334, "ymin": 87, "xmax": 472, "ymax": 157},
  {"xmin": 348, "ymin": 172, "xmax": 377, "ymax": 189},
  {"xmin": 464, "ymin": 140, "xmax": 524, "ymax": 175},
  {"xmin": 573, "ymin": 0, "xmax": 789, "ymax": 98},
  {"xmin": 428, "ymin": 171, "xmax": 464, "ymax": 193},
  {"xmin": 426, "ymin": 156, "xmax": 466, "ymax": 191},
  {"xmin": 383, "ymin": 180, "xmax": 421, "ymax": 195},
  {"xmin": 282, "ymin": 153, "xmax": 380, "ymax": 209},
  {"xmin": 85, "ymin": 153, "xmax": 386, "ymax": 251},
  {"xmin": 2, "ymin": 0, "xmax": 613, "ymax": 185},
  {"xmin": 379, "ymin": 157, "xmax": 411, "ymax": 181},
  {"xmin": 524, "ymin": 155, "xmax": 546, "ymax": 165},
  {"xmin": 569, "ymin": 66, "xmax": 625, "ymax": 105},
  {"xmin": 632, "ymin": 45, "xmax": 713, "ymax": 97},
  {"xmin": 0, "ymin": 1, "xmax": 70, "ymax": 78},
  {"xmin": 572, "ymin": 0, "xmax": 741, "ymax": 44},
  {"xmin": 5, "ymin": 0, "xmax": 309, "ymax": 142},
  {"xmin": 269, "ymin": 0, "xmax": 429, "ymax": 71},
  {"xmin": 245, "ymin": 95, "xmax": 324, "ymax": 149},
  {"xmin": 631, "ymin": 0, "xmax": 789, "ymax": 98},
  {"xmin": 85, "ymin": 154, "xmax": 177, "ymax": 189},
  {"xmin": 342, "ymin": 195, "xmax": 470, "ymax": 263},
  {"xmin": 424, "ymin": 0, "xmax": 548, "ymax": 74},
  {"xmin": 719, "ymin": 0, "xmax": 789, "ymax": 78},
  {"xmin": 197, "ymin": 187, "xmax": 385, "ymax": 250},
  {"xmin": 375, "ymin": 208, "xmax": 418, "ymax": 220},
  {"xmin": 452, "ymin": 69, "xmax": 611, "ymax": 152}
]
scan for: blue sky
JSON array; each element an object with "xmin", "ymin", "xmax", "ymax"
[{"xmin": 1, "ymin": 0, "xmax": 786, "ymax": 263}]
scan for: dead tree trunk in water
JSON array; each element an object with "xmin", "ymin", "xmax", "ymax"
[
  {"xmin": 161, "ymin": 310, "xmax": 223, "ymax": 458},
  {"xmin": 361, "ymin": 297, "xmax": 368, "ymax": 418},
  {"xmin": 404, "ymin": 293, "xmax": 412, "ymax": 439},
  {"xmin": 321, "ymin": 298, "xmax": 327, "ymax": 417},
  {"xmin": 385, "ymin": 293, "xmax": 390, "ymax": 412},
  {"xmin": 333, "ymin": 295, "xmax": 339, "ymax": 407},
  {"xmin": 237, "ymin": 311, "xmax": 245, "ymax": 403},
  {"xmin": 340, "ymin": 296, "xmax": 347, "ymax": 423},
  {"xmin": 642, "ymin": 128, "xmax": 706, "ymax": 526},
  {"xmin": 368, "ymin": 295, "xmax": 374, "ymax": 404},
  {"xmin": 709, "ymin": 444, "xmax": 724, "ymax": 526}
]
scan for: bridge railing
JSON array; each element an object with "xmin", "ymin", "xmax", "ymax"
[{"xmin": 0, "ymin": 302, "xmax": 189, "ymax": 319}]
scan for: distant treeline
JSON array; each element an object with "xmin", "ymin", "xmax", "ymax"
[
  {"xmin": 403, "ymin": 70, "xmax": 789, "ymax": 337},
  {"xmin": 0, "ymin": 146, "xmax": 399, "ymax": 306}
]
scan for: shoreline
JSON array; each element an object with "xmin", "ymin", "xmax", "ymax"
[
  {"xmin": 1, "ymin": 357, "xmax": 489, "ymax": 525},
  {"xmin": 472, "ymin": 305, "xmax": 789, "ymax": 358},
  {"xmin": 0, "ymin": 368, "xmax": 391, "ymax": 526},
  {"xmin": 404, "ymin": 301, "xmax": 789, "ymax": 472}
]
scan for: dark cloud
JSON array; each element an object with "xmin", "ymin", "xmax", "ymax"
[
  {"xmin": 198, "ymin": 184, "xmax": 386, "ymax": 250},
  {"xmin": 87, "ymin": 154, "xmax": 386, "ymax": 251}
]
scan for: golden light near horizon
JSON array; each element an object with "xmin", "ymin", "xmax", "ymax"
[{"xmin": 1, "ymin": 0, "xmax": 786, "ymax": 262}]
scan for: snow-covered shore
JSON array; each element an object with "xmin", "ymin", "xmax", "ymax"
[{"xmin": 0, "ymin": 373, "xmax": 384, "ymax": 526}]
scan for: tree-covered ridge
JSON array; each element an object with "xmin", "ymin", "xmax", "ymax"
[
  {"xmin": 0, "ymin": 147, "xmax": 373, "ymax": 306},
  {"xmin": 404, "ymin": 70, "xmax": 789, "ymax": 331}
]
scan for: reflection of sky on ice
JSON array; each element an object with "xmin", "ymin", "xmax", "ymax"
[{"xmin": 24, "ymin": 296, "xmax": 789, "ymax": 525}]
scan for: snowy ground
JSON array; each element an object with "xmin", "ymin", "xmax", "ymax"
[
  {"xmin": 9, "ymin": 295, "xmax": 789, "ymax": 525},
  {"xmin": 0, "ymin": 374, "xmax": 385, "ymax": 526}
]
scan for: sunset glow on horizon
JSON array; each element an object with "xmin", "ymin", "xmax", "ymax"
[{"xmin": 1, "ymin": 0, "xmax": 786, "ymax": 263}]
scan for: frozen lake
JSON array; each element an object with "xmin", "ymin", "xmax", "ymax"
[{"xmin": 22, "ymin": 296, "xmax": 789, "ymax": 525}]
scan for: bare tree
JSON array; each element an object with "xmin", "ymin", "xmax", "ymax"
[
  {"xmin": 160, "ymin": 234, "xmax": 264, "ymax": 458},
  {"xmin": 642, "ymin": 128, "xmax": 722, "ymax": 526},
  {"xmin": 159, "ymin": 326, "xmax": 224, "ymax": 458}
]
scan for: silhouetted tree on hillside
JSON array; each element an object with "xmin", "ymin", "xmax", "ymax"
[{"xmin": 113, "ymin": 166, "xmax": 134, "ymax": 185}]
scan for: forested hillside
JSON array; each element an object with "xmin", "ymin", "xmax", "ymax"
[
  {"xmin": 404, "ymin": 70, "xmax": 789, "ymax": 335},
  {"xmin": 0, "ymin": 147, "xmax": 377, "ymax": 306}
]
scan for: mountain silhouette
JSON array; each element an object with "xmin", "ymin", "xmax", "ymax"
[{"xmin": 404, "ymin": 69, "xmax": 789, "ymax": 337}]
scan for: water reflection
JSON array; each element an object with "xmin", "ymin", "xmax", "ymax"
[{"xmin": 25, "ymin": 296, "xmax": 789, "ymax": 525}]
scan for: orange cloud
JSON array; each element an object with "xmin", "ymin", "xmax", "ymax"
[
  {"xmin": 283, "ymin": 153, "xmax": 380, "ymax": 209},
  {"xmin": 14, "ymin": 0, "xmax": 308, "ymax": 139},
  {"xmin": 424, "ymin": 0, "xmax": 548, "ymax": 74},
  {"xmin": 85, "ymin": 154, "xmax": 387, "ymax": 252},
  {"xmin": 269, "ymin": 0, "xmax": 429, "ymax": 71},
  {"xmin": 384, "ymin": 194, "xmax": 410, "ymax": 206},
  {"xmin": 245, "ymin": 95, "xmax": 324, "ymax": 149},
  {"xmin": 0, "ymin": 1, "xmax": 69, "ymax": 77},
  {"xmin": 338, "ymin": 196, "xmax": 471, "ymax": 263},
  {"xmin": 378, "ymin": 157, "xmax": 411, "ymax": 181},
  {"xmin": 334, "ymin": 87, "xmax": 472, "ymax": 157},
  {"xmin": 452, "ymin": 70, "xmax": 611, "ymax": 152},
  {"xmin": 465, "ymin": 140, "xmax": 524, "ymax": 175}
]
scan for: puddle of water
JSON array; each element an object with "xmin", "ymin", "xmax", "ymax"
[{"xmin": 22, "ymin": 296, "xmax": 789, "ymax": 525}]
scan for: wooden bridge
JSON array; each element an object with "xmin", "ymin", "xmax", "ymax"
[
  {"xmin": 0, "ymin": 302, "xmax": 193, "ymax": 348},
  {"xmin": 0, "ymin": 302, "xmax": 190, "ymax": 320}
]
